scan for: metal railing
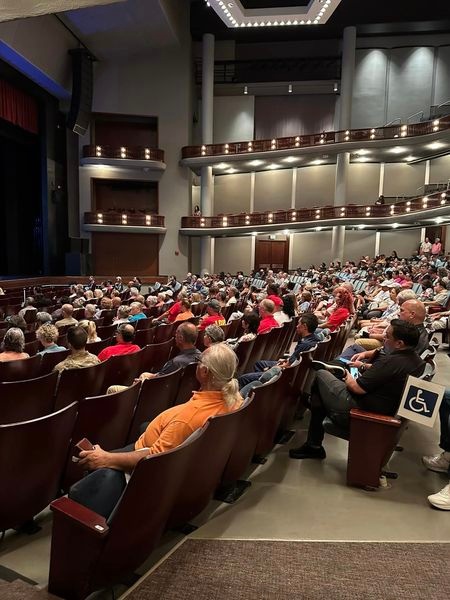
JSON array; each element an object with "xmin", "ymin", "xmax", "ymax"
[
  {"xmin": 84, "ymin": 212, "xmax": 165, "ymax": 227},
  {"xmin": 82, "ymin": 145, "xmax": 165, "ymax": 162}
]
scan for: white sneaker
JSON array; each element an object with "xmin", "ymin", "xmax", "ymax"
[
  {"xmin": 422, "ymin": 452, "xmax": 450, "ymax": 474},
  {"xmin": 428, "ymin": 483, "xmax": 450, "ymax": 510}
]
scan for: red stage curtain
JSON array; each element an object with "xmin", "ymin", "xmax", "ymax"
[{"xmin": 0, "ymin": 79, "xmax": 38, "ymax": 134}]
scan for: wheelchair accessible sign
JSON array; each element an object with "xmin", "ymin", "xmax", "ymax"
[{"xmin": 397, "ymin": 376, "xmax": 445, "ymax": 427}]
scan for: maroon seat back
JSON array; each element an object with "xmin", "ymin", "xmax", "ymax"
[
  {"xmin": 61, "ymin": 383, "xmax": 141, "ymax": 491},
  {"xmin": 0, "ymin": 402, "xmax": 78, "ymax": 532},
  {"xmin": 234, "ymin": 338, "xmax": 255, "ymax": 375},
  {"xmin": 86, "ymin": 337, "xmax": 112, "ymax": 356},
  {"xmin": 126, "ymin": 368, "xmax": 183, "ymax": 444},
  {"xmin": 24, "ymin": 338, "xmax": 41, "ymax": 356},
  {"xmin": 54, "ymin": 361, "xmax": 108, "ymax": 410},
  {"xmin": 135, "ymin": 318, "xmax": 152, "ymax": 331},
  {"xmin": 0, "ymin": 354, "xmax": 42, "ymax": 382},
  {"xmin": 98, "ymin": 310, "xmax": 115, "ymax": 326},
  {"xmin": 96, "ymin": 324, "xmax": 117, "ymax": 340},
  {"xmin": 173, "ymin": 362, "xmax": 201, "ymax": 406},
  {"xmin": 0, "ymin": 371, "xmax": 58, "ymax": 424},
  {"xmin": 49, "ymin": 427, "xmax": 207, "ymax": 600},
  {"xmin": 139, "ymin": 339, "xmax": 174, "ymax": 372},
  {"xmin": 40, "ymin": 349, "xmax": 70, "ymax": 375},
  {"xmin": 101, "ymin": 349, "xmax": 143, "ymax": 393},
  {"xmin": 134, "ymin": 327, "xmax": 155, "ymax": 348},
  {"xmin": 246, "ymin": 330, "xmax": 271, "ymax": 368}
]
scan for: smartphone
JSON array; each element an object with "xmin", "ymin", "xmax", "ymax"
[
  {"xmin": 72, "ymin": 438, "xmax": 95, "ymax": 463},
  {"xmin": 340, "ymin": 358, "xmax": 350, "ymax": 364},
  {"xmin": 349, "ymin": 366, "xmax": 359, "ymax": 378}
]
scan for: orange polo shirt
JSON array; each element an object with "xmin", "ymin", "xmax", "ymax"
[{"xmin": 134, "ymin": 390, "xmax": 242, "ymax": 455}]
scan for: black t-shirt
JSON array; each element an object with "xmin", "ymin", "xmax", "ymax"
[{"xmin": 354, "ymin": 349, "xmax": 425, "ymax": 415}]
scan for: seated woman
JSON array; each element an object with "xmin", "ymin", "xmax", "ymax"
[
  {"xmin": 173, "ymin": 298, "xmax": 195, "ymax": 322},
  {"xmin": 226, "ymin": 312, "xmax": 260, "ymax": 350},
  {"xmin": 78, "ymin": 319, "xmax": 101, "ymax": 343},
  {"xmin": 317, "ymin": 287, "xmax": 353, "ymax": 332},
  {"xmin": 70, "ymin": 343, "xmax": 243, "ymax": 518},
  {"xmin": 0, "ymin": 328, "xmax": 30, "ymax": 362}
]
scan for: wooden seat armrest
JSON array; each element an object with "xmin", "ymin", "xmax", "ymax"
[
  {"xmin": 50, "ymin": 497, "xmax": 109, "ymax": 535},
  {"xmin": 350, "ymin": 408, "xmax": 401, "ymax": 427}
]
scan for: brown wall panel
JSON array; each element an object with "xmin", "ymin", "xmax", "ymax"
[{"xmin": 92, "ymin": 233, "xmax": 159, "ymax": 276}]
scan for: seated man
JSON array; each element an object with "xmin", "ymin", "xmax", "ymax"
[
  {"xmin": 36, "ymin": 323, "xmax": 67, "ymax": 355},
  {"xmin": 55, "ymin": 304, "xmax": 78, "ymax": 328},
  {"xmin": 203, "ymin": 324, "xmax": 225, "ymax": 347},
  {"xmin": 238, "ymin": 313, "xmax": 319, "ymax": 389},
  {"xmin": 422, "ymin": 389, "xmax": 450, "ymax": 510},
  {"xmin": 98, "ymin": 324, "xmax": 140, "ymax": 361},
  {"xmin": 289, "ymin": 320, "xmax": 425, "ymax": 460},
  {"xmin": 423, "ymin": 279, "xmax": 449, "ymax": 309},
  {"xmin": 257, "ymin": 298, "xmax": 279, "ymax": 333},
  {"xmin": 198, "ymin": 299, "xmax": 226, "ymax": 331},
  {"xmin": 71, "ymin": 343, "xmax": 243, "ymax": 518},
  {"xmin": 53, "ymin": 326, "xmax": 100, "ymax": 373}
]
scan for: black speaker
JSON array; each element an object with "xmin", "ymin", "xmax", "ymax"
[{"xmin": 67, "ymin": 49, "xmax": 94, "ymax": 136}]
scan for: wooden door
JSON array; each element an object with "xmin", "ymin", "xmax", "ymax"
[{"xmin": 254, "ymin": 239, "xmax": 289, "ymax": 271}]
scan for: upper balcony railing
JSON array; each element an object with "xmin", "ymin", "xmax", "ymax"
[
  {"xmin": 181, "ymin": 116, "xmax": 450, "ymax": 159},
  {"xmin": 83, "ymin": 145, "xmax": 165, "ymax": 162},
  {"xmin": 181, "ymin": 191, "xmax": 449, "ymax": 229},
  {"xmin": 84, "ymin": 211, "xmax": 165, "ymax": 228}
]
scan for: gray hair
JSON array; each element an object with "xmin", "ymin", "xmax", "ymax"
[
  {"xmin": 200, "ymin": 343, "xmax": 241, "ymax": 408},
  {"xmin": 397, "ymin": 289, "xmax": 416, "ymax": 304},
  {"xmin": 204, "ymin": 324, "xmax": 225, "ymax": 344},
  {"xmin": 36, "ymin": 311, "xmax": 52, "ymax": 325},
  {"xmin": 117, "ymin": 305, "xmax": 131, "ymax": 319},
  {"xmin": 3, "ymin": 328, "xmax": 25, "ymax": 353}
]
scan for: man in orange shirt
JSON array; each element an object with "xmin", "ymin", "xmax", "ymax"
[{"xmin": 71, "ymin": 343, "xmax": 242, "ymax": 517}]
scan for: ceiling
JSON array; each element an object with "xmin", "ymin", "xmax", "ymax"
[
  {"xmin": 191, "ymin": 0, "xmax": 450, "ymax": 41},
  {"xmin": 0, "ymin": 0, "xmax": 124, "ymax": 22}
]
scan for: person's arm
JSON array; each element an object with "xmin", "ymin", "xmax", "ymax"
[
  {"xmin": 79, "ymin": 445, "xmax": 148, "ymax": 472},
  {"xmin": 344, "ymin": 372, "xmax": 366, "ymax": 395}
]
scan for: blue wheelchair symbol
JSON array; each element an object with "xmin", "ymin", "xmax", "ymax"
[{"xmin": 404, "ymin": 386, "xmax": 438, "ymax": 416}]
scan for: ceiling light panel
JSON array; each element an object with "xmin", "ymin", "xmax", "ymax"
[{"xmin": 205, "ymin": 0, "xmax": 343, "ymax": 28}]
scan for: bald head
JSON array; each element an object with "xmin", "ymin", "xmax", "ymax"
[
  {"xmin": 117, "ymin": 323, "xmax": 135, "ymax": 342},
  {"xmin": 399, "ymin": 299, "xmax": 426, "ymax": 325}
]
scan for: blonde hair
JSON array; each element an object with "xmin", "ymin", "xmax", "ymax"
[
  {"xmin": 200, "ymin": 343, "xmax": 241, "ymax": 408},
  {"xmin": 78, "ymin": 319, "xmax": 98, "ymax": 342},
  {"xmin": 36, "ymin": 323, "xmax": 59, "ymax": 344}
]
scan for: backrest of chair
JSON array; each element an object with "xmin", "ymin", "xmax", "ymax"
[
  {"xmin": 135, "ymin": 317, "xmax": 152, "ymax": 331},
  {"xmin": 253, "ymin": 373, "xmax": 286, "ymax": 457},
  {"xmin": 101, "ymin": 349, "xmax": 143, "ymax": 393},
  {"xmin": 40, "ymin": 349, "xmax": 70, "ymax": 375},
  {"xmin": 87, "ymin": 338, "xmax": 112, "ymax": 356},
  {"xmin": 227, "ymin": 317, "xmax": 242, "ymax": 339},
  {"xmin": 0, "ymin": 371, "xmax": 58, "ymax": 424},
  {"xmin": 173, "ymin": 362, "xmax": 201, "ymax": 406},
  {"xmin": 134, "ymin": 327, "xmax": 155, "ymax": 348},
  {"xmin": 96, "ymin": 324, "xmax": 117, "ymax": 340},
  {"xmin": 234, "ymin": 338, "xmax": 255, "ymax": 375},
  {"xmin": 247, "ymin": 330, "xmax": 271, "ymax": 366},
  {"xmin": 54, "ymin": 361, "xmax": 108, "ymax": 410},
  {"xmin": 0, "ymin": 354, "xmax": 42, "ymax": 383},
  {"xmin": 127, "ymin": 368, "xmax": 183, "ymax": 444},
  {"xmin": 140, "ymin": 339, "xmax": 174, "ymax": 372},
  {"xmin": 99, "ymin": 310, "xmax": 115, "ymax": 326},
  {"xmin": 0, "ymin": 402, "xmax": 78, "ymax": 532},
  {"xmin": 61, "ymin": 383, "xmax": 141, "ymax": 491},
  {"xmin": 24, "ymin": 338, "xmax": 41, "ymax": 356}
]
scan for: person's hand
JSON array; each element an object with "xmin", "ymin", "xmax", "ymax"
[
  {"xmin": 139, "ymin": 372, "xmax": 156, "ymax": 381},
  {"xmin": 277, "ymin": 359, "xmax": 290, "ymax": 369},
  {"xmin": 78, "ymin": 445, "xmax": 112, "ymax": 470},
  {"xmin": 351, "ymin": 351, "xmax": 366, "ymax": 362}
]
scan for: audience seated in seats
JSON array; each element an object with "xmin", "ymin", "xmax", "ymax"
[
  {"xmin": 36, "ymin": 311, "xmax": 53, "ymax": 326},
  {"xmin": 423, "ymin": 388, "xmax": 450, "ymax": 510},
  {"xmin": 173, "ymin": 299, "xmax": 195, "ymax": 322},
  {"xmin": 18, "ymin": 297, "xmax": 36, "ymax": 319},
  {"xmin": 226, "ymin": 286, "xmax": 239, "ymax": 307},
  {"xmin": 78, "ymin": 319, "xmax": 101, "ymax": 343},
  {"xmin": 107, "ymin": 322, "xmax": 201, "ymax": 394},
  {"xmin": 55, "ymin": 304, "xmax": 78, "ymax": 329},
  {"xmin": 70, "ymin": 343, "xmax": 243, "ymax": 518},
  {"xmin": 203, "ymin": 324, "xmax": 225, "ymax": 347},
  {"xmin": 316, "ymin": 286, "xmax": 353, "ymax": 332},
  {"xmin": 198, "ymin": 299, "xmax": 226, "ymax": 331},
  {"xmin": 423, "ymin": 279, "xmax": 449, "ymax": 308},
  {"xmin": 84, "ymin": 303, "xmax": 97, "ymax": 321},
  {"xmin": 0, "ymin": 328, "xmax": 30, "ymax": 362},
  {"xmin": 298, "ymin": 290, "xmax": 312, "ymax": 313},
  {"xmin": 238, "ymin": 313, "xmax": 320, "ymax": 391},
  {"xmin": 357, "ymin": 286, "xmax": 409, "ymax": 330},
  {"xmin": 95, "ymin": 296, "xmax": 113, "ymax": 318},
  {"xmin": 359, "ymin": 280, "xmax": 392, "ymax": 319},
  {"xmin": 36, "ymin": 323, "xmax": 67, "ymax": 355},
  {"xmin": 154, "ymin": 293, "xmax": 185, "ymax": 323},
  {"xmin": 53, "ymin": 326, "xmax": 100, "ymax": 373},
  {"xmin": 98, "ymin": 324, "xmax": 140, "ymax": 362},
  {"xmin": 257, "ymin": 299, "xmax": 279, "ymax": 334},
  {"xmin": 128, "ymin": 301, "xmax": 146, "ymax": 323},
  {"xmin": 114, "ymin": 276, "xmax": 124, "ymax": 293},
  {"xmin": 289, "ymin": 320, "xmax": 425, "ymax": 460},
  {"xmin": 5, "ymin": 314, "xmax": 27, "ymax": 333},
  {"xmin": 226, "ymin": 312, "xmax": 260, "ymax": 350}
]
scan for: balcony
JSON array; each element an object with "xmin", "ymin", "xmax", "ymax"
[
  {"xmin": 181, "ymin": 116, "xmax": 450, "ymax": 173},
  {"xmin": 83, "ymin": 211, "xmax": 166, "ymax": 234},
  {"xmin": 81, "ymin": 145, "xmax": 166, "ymax": 175},
  {"xmin": 180, "ymin": 191, "xmax": 450, "ymax": 236}
]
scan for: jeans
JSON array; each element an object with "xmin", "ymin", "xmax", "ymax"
[
  {"xmin": 239, "ymin": 366, "xmax": 282, "ymax": 398},
  {"xmin": 238, "ymin": 360, "xmax": 277, "ymax": 389},
  {"xmin": 439, "ymin": 390, "xmax": 450, "ymax": 453},
  {"xmin": 306, "ymin": 370, "xmax": 358, "ymax": 446}
]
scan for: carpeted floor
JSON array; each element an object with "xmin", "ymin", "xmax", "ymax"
[{"xmin": 125, "ymin": 539, "xmax": 450, "ymax": 600}]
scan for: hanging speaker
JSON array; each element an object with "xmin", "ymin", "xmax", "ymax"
[{"xmin": 67, "ymin": 49, "xmax": 94, "ymax": 136}]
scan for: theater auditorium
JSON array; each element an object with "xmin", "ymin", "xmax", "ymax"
[{"xmin": 0, "ymin": 0, "xmax": 450, "ymax": 598}]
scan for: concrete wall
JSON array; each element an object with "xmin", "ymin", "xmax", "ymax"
[
  {"xmin": 214, "ymin": 236, "xmax": 253, "ymax": 274},
  {"xmin": 213, "ymin": 95, "xmax": 254, "ymax": 144},
  {"xmin": 254, "ymin": 170, "xmax": 292, "ymax": 211},
  {"xmin": 378, "ymin": 229, "xmax": 421, "ymax": 258},
  {"xmin": 214, "ymin": 173, "xmax": 251, "ymax": 214}
]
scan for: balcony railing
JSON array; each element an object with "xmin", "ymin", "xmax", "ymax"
[
  {"xmin": 181, "ymin": 116, "xmax": 450, "ymax": 159},
  {"xmin": 85, "ymin": 211, "xmax": 165, "ymax": 227},
  {"xmin": 83, "ymin": 145, "xmax": 165, "ymax": 162},
  {"xmin": 181, "ymin": 191, "xmax": 449, "ymax": 229}
]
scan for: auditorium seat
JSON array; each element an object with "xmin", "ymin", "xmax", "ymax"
[
  {"xmin": 86, "ymin": 337, "xmax": 112, "ymax": 355},
  {"xmin": 126, "ymin": 368, "xmax": 183, "ymax": 443},
  {"xmin": 0, "ymin": 371, "xmax": 59, "ymax": 424},
  {"xmin": 40, "ymin": 349, "xmax": 70, "ymax": 375},
  {"xmin": 234, "ymin": 338, "xmax": 255, "ymax": 375},
  {"xmin": 140, "ymin": 339, "xmax": 174, "ymax": 372},
  {"xmin": 153, "ymin": 322, "xmax": 178, "ymax": 344},
  {"xmin": 174, "ymin": 362, "xmax": 201, "ymax": 406},
  {"xmin": 48, "ymin": 427, "xmax": 207, "ymax": 600},
  {"xmin": 0, "ymin": 354, "xmax": 42, "ymax": 382},
  {"xmin": 134, "ymin": 327, "xmax": 155, "ymax": 347},
  {"xmin": 24, "ymin": 338, "xmax": 41, "ymax": 356},
  {"xmin": 101, "ymin": 349, "xmax": 143, "ymax": 392},
  {"xmin": 252, "ymin": 370, "xmax": 285, "ymax": 460},
  {"xmin": 54, "ymin": 361, "xmax": 109, "ymax": 410},
  {"xmin": 135, "ymin": 317, "xmax": 153, "ymax": 331},
  {"xmin": 96, "ymin": 324, "xmax": 117, "ymax": 340},
  {"xmin": 61, "ymin": 383, "xmax": 141, "ymax": 490},
  {"xmin": 0, "ymin": 402, "xmax": 78, "ymax": 533}
]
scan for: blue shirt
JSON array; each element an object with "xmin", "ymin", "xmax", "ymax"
[
  {"xmin": 38, "ymin": 344, "xmax": 67, "ymax": 355},
  {"xmin": 128, "ymin": 313, "xmax": 147, "ymax": 323},
  {"xmin": 290, "ymin": 333, "xmax": 320, "ymax": 363}
]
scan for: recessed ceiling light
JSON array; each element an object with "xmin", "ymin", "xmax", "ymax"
[
  {"xmin": 282, "ymin": 156, "xmax": 300, "ymax": 163},
  {"xmin": 389, "ymin": 147, "xmax": 408, "ymax": 154},
  {"xmin": 248, "ymin": 160, "xmax": 264, "ymax": 167},
  {"xmin": 215, "ymin": 163, "xmax": 230, "ymax": 169},
  {"xmin": 267, "ymin": 163, "xmax": 280, "ymax": 169},
  {"xmin": 405, "ymin": 156, "xmax": 416, "ymax": 162},
  {"xmin": 355, "ymin": 156, "xmax": 370, "ymax": 162},
  {"xmin": 391, "ymin": 223, "xmax": 399, "ymax": 228},
  {"xmin": 311, "ymin": 159, "xmax": 323, "ymax": 165},
  {"xmin": 355, "ymin": 149, "xmax": 370, "ymax": 155},
  {"xmin": 435, "ymin": 217, "xmax": 443, "ymax": 224},
  {"xmin": 283, "ymin": 229, "xmax": 289, "ymax": 235},
  {"xmin": 427, "ymin": 142, "xmax": 445, "ymax": 150},
  {"xmin": 226, "ymin": 168, "xmax": 237, "ymax": 174},
  {"xmin": 358, "ymin": 224, "xmax": 366, "ymax": 229}
]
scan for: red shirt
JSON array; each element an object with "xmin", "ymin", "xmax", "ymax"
[
  {"xmin": 258, "ymin": 315, "xmax": 279, "ymax": 334},
  {"xmin": 326, "ymin": 307, "xmax": 349, "ymax": 332},
  {"xmin": 98, "ymin": 342, "xmax": 141, "ymax": 362},
  {"xmin": 198, "ymin": 314, "xmax": 226, "ymax": 331},
  {"xmin": 167, "ymin": 301, "xmax": 182, "ymax": 323}
]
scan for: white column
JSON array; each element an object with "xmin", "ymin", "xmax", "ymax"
[
  {"xmin": 200, "ymin": 33, "xmax": 215, "ymax": 275},
  {"xmin": 424, "ymin": 160, "xmax": 430, "ymax": 186},
  {"xmin": 374, "ymin": 231, "xmax": 381, "ymax": 256},
  {"xmin": 250, "ymin": 171, "xmax": 256, "ymax": 213},
  {"xmin": 379, "ymin": 163, "xmax": 385, "ymax": 196},
  {"xmin": 331, "ymin": 226, "xmax": 346, "ymax": 263},
  {"xmin": 291, "ymin": 168, "xmax": 297, "ymax": 209}
]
